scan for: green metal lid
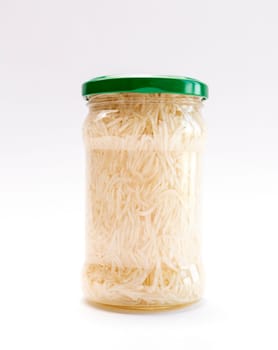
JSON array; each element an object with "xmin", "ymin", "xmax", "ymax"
[{"xmin": 82, "ymin": 75, "xmax": 208, "ymax": 99}]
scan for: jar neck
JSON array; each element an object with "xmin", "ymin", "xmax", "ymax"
[{"xmin": 87, "ymin": 93, "xmax": 203, "ymax": 110}]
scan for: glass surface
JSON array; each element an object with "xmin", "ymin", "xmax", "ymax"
[{"xmin": 83, "ymin": 93, "xmax": 206, "ymax": 310}]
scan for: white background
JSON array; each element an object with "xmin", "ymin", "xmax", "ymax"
[{"xmin": 1, "ymin": 0, "xmax": 278, "ymax": 349}]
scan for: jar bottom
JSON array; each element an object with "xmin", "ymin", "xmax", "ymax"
[
  {"xmin": 83, "ymin": 263, "xmax": 203, "ymax": 312},
  {"xmin": 84, "ymin": 298, "xmax": 201, "ymax": 313}
]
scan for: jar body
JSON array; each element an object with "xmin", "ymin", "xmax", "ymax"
[{"xmin": 83, "ymin": 93, "xmax": 206, "ymax": 310}]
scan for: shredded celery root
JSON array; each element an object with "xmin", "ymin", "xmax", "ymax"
[{"xmin": 83, "ymin": 93, "xmax": 205, "ymax": 308}]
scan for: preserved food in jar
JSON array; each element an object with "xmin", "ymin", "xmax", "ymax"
[{"xmin": 81, "ymin": 76, "xmax": 208, "ymax": 310}]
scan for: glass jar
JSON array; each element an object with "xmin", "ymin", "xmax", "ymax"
[{"xmin": 81, "ymin": 76, "xmax": 208, "ymax": 310}]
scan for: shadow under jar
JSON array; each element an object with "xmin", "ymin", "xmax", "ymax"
[{"xmin": 81, "ymin": 76, "xmax": 209, "ymax": 311}]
